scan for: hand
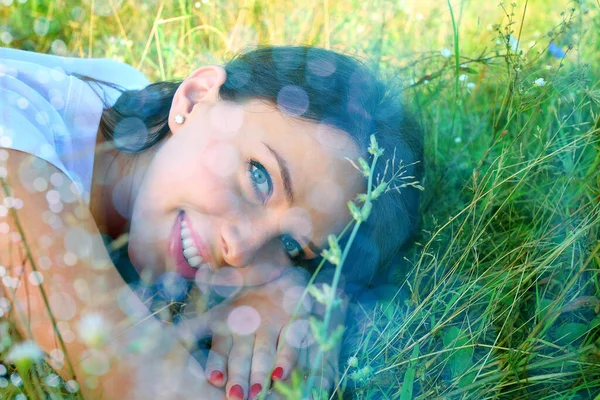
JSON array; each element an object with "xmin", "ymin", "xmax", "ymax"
[{"xmin": 176, "ymin": 267, "xmax": 345, "ymax": 400}]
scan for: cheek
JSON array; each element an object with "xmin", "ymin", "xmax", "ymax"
[{"xmin": 200, "ymin": 141, "xmax": 240, "ymax": 178}]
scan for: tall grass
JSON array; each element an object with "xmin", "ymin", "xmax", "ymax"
[{"xmin": 0, "ymin": 0, "xmax": 599, "ymax": 398}]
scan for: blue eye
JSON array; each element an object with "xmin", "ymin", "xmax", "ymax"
[
  {"xmin": 248, "ymin": 160, "xmax": 272, "ymax": 202},
  {"xmin": 280, "ymin": 234, "xmax": 304, "ymax": 260}
]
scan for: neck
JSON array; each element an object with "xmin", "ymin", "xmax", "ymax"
[{"xmin": 89, "ymin": 131, "xmax": 150, "ymax": 240}]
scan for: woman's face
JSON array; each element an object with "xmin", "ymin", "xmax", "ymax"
[{"xmin": 127, "ymin": 67, "xmax": 363, "ymax": 288}]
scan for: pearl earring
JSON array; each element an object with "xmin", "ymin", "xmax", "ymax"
[{"xmin": 174, "ymin": 114, "xmax": 185, "ymax": 124}]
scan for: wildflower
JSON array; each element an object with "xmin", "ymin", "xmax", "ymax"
[
  {"xmin": 77, "ymin": 313, "xmax": 111, "ymax": 349},
  {"xmin": 65, "ymin": 380, "xmax": 80, "ymax": 393},
  {"xmin": 509, "ymin": 35, "xmax": 520, "ymax": 52},
  {"xmin": 347, "ymin": 356, "xmax": 359, "ymax": 368},
  {"xmin": 466, "ymin": 82, "xmax": 476, "ymax": 92},
  {"xmin": 10, "ymin": 372, "xmax": 21, "ymax": 387},
  {"xmin": 45, "ymin": 373, "xmax": 61, "ymax": 387},
  {"xmin": 0, "ymin": 31, "xmax": 12, "ymax": 45},
  {"xmin": 548, "ymin": 42, "xmax": 566, "ymax": 58},
  {"xmin": 350, "ymin": 365, "xmax": 373, "ymax": 384},
  {"xmin": 454, "ymin": 137, "xmax": 462, "ymax": 143},
  {"xmin": 440, "ymin": 48, "xmax": 452, "ymax": 58},
  {"xmin": 458, "ymin": 74, "xmax": 468, "ymax": 82},
  {"xmin": 6, "ymin": 341, "xmax": 43, "ymax": 372},
  {"xmin": 534, "ymin": 78, "xmax": 547, "ymax": 87}
]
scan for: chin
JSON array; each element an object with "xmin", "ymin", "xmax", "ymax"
[{"xmin": 127, "ymin": 234, "xmax": 164, "ymax": 281}]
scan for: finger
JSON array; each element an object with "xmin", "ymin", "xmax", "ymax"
[
  {"xmin": 248, "ymin": 326, "xmax": 278, "ymax": 400},
  {"xmin": 266, "ymin": 371, "xmax": 332, "ymax": 400},
  {"xmin": 226, "ymin": 333, "xmax": 255, "ymax": 400},
  {"xmin": 271, "ymin": 319, "xmax": 312, "ymax": 383},
  {"xmin": 205, "ymin": 333, "xmax": 232, "ymax": 388}
]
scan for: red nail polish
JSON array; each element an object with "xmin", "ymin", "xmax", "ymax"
[
  {"xmin": 210, "ymin": 370, "xmax": 224, "ymax": 385},
  {"xmin": 229, "ymin": 384, "xmax": 244, "ymax": 400},
  {"xmin": 249, "ymin": 383, "xmax": 262, "ymax": 400},
  {"xmin": 271, "ymin": 366, "xmax": 284, "ymax": 381}
]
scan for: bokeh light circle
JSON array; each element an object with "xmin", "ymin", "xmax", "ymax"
[{"xmin": 227, "ymin": 305, "xmax": 261, "ymax": 335}]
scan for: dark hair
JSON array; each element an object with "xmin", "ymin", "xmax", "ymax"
[{"xmin": 96, "ymin": 44, "xmax": 424, "ymax": 287}]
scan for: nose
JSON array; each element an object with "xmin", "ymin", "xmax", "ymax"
[{"xmin": 219, "ymin": 215, "xmax": 278, "ymax": 268}]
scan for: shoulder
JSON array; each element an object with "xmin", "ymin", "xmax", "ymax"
[
  {"xmin": 0, "ymin": 55, "xmax": 100, "ymax": 202},
  {"xmin": 0, "ymin": 47, "xmax": 151, "ymax": 103}
]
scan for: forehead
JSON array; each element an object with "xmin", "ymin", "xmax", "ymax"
[{"xmin": 240, "ymin": 99, "xmax": 365, "ymax": 240}]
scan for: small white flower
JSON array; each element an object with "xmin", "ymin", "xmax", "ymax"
[
  {"xmin": 534, "ymin": 78, "xmax": 547, "ymax": 87},
  {"xmin": 509, "ymin": 35, "xmax": 520, "ymax": 52},
  {"xmin": 458, "ymin": 74, "xmax": 468, "ymax": 82},
  {"xmin": 466, "ymin": 82, "xmax": 476, "ymax": 91},
  {"xmin": 45, "ymin": 373, "xmax": 61, "ymax": 387},
  {"xmin": 545, "ymin": 65, "xmax": 552, "ymax": 70},
  {"xmin": 6, "ymin": 341, "xmax": 43, "ymax": 371},
  {"xmin": 440, "ymin": 48, "xmax": 452, "ymax": 58},
  {"xmin": 77, "ymin": 313, "xmax": 111, "ymax": 349},
  {"xmin": 65, "ymin": 379, "xmax": 80, "ymax": 393},
  {"xmin": 454, "ymin": 137, "xmax": 462, "ymax": 143},
  {"xmin": 347, "ymin": 356, "xmax": 359, "ymax": 367}
]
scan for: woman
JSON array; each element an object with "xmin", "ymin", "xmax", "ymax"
[{"xmin": 0, "ymin": 44, "xmax": 423, "ymax": 399}]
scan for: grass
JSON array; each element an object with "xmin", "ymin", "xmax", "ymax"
[{"xmin": 1, "ymin": 0, "xmax": 599, "ymax": 398}]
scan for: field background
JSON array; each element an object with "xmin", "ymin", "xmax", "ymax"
[{"xmin": 1, "ymin": 0, "xmax": 599, "ymax": 399}]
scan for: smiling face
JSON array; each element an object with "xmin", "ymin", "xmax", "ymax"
[{"xmin": 125, "ymin": 66, "xmax": 364, "ymax": 287}]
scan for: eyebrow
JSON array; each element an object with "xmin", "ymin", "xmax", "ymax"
[{"xmin": 262, "ymin": 142, "xmax": 294, "ymax": 205}]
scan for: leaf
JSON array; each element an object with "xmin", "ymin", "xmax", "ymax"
[
  {"xmin": 400, "ymin": 344, "xmax": 420, "ymax": 400},
  {"xmin": 538, "ymin": 298, "xmax": 554, "ymax": 320},
  {"xmin": 443, "ymin": 327, "xmax": 474, "ymax": 378},
  {"xmin": 347, "ymin": 200, "xmax": 362, "ymax": 221},
  {"xmin": 553, "ymin": 322, "xmax": 589, "ymax": 346},
  {"xmin": 358, "ymin": 157, "xmax": 370, "ymax": 177},
  {"xmin": 308, "ymin": 285, "xmax": 327, "ymax": 304},
  {"xmin": 458, "ymin": 371, "xmax": 478, "ymax": 388}
]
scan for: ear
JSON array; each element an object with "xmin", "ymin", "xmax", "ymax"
[{"xmin": 169, "ymin": 65, "xmax": 227, "ymax": 132}]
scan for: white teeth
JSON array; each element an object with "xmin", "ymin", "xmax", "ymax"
[
  {"xmin": 179, "ymin": 217, "xmax": 204, "ymax": 269},
  {"xmin": 183, "ymin": 246, "xmax": 199, "ymax": 258},
  {"xmin": 187, "ymin": 256, "xmax": 203, "ymax": 267},
  {"xmin": 181, "ymin": 227, "xmax": 192, "ymax": 238}
]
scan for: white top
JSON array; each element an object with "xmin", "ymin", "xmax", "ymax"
[{"xmin": 0, "ymin": 47, "xmax": 151, "ymax": 204}]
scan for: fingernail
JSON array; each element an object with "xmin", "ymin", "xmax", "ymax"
[
  {"xmin": 210, "ymin": 370, "xmax": 224, "ymax": 385},
  {"xmin": 229, "ymin": 384, "xmax": 244, "ymax": 400},
  {"xmin": 249, "ymin": 383, "xmax": 262, "ymax": 400},
  {"xmin": 271, "ymin": 366, "xmax": 284, "ymax": 381}
]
